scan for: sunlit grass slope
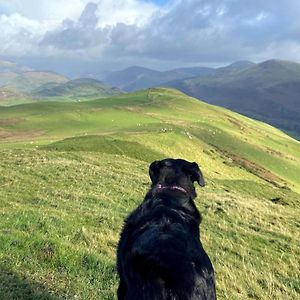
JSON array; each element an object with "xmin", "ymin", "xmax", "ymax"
[{"xmin": 0, "ymin": 88, "xmax": 299, "ymax": 299}]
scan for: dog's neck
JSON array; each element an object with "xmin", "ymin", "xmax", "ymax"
[
  {"xmin": 145, "ymin": 183, "xmax": 201, "ymax": 224},
  {"xmin": 155, "ymin": 183, "xmax": 188, "ymax": 195}
]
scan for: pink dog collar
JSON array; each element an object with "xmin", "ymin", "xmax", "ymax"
[{"xmin": 156, "ymin": 184, "xmax": 187, "ymax": 194}]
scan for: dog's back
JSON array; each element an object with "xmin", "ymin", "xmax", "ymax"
[{"xmin": 117, "ymin": 159, "xmax": 216, "ymax": 300}]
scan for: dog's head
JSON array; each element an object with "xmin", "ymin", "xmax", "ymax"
[{"xmin": 149, "ymin": 158, "xmax": 205, "ymax": 198}]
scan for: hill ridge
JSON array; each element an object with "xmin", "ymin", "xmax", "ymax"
[
  {"xmin": 0, "ymin": 87, "xmax": 299, "ymax": 299},
  {"xmin": 165, "ymin": 60, "xmax": 300, "ymax": 139}
]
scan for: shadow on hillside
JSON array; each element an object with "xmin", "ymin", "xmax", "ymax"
[{"xmin": 0, "ymin": 265, "xmax": 62, "ymax": 300}]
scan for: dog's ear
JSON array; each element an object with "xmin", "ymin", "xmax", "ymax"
[
  {"xmin": 149, "ymin": 160, "xmax": 163, "ymax": 184},
  {"xmin": 185, "ymin": 162, "xmax": 205, "ymax": 187}
]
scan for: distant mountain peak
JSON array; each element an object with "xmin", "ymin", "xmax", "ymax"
[
  {"xmin": 124, "ymin": 65, "xmax": 155, "ymax": 71},
  {"xmin": 257, "ymin": 59, "xmax": 300, "ymax": 74},
  {"xmin": 228, "ymin": 60, "xmax": 256, "ymax": 68},
  {"xmin": 259, "ymin": 59, "xmax": 285, "ymax": 68},
  {"xmin": 217, "ymin": 60, "xmax": 256, "ymax": 73},
  {"xmin": 165, "ymin": 58, "xmax": 300, "ymax": 139}
]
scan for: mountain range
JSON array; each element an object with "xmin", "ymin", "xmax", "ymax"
[
  {"xmin": 103, "ymin": 59, "xmax": 300, "ymax": 139},
  {"xmin": 1, "ymin": 58, "xmax": 300, "ymax": 139},
  {"xmin": 103, "ymin": 65, "xmax": 215, "ymax": 91},
  {"xmin": 102, "ymin": 61, "xmax": 255, "ymax": 92},
  {"xmin": 166, "ymin": 59, "xmax": 300, "ymax": 139}
]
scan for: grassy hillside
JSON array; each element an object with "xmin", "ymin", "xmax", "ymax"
[
  {"xmin": 0, "ymin": 88, "xmax": 299, "ymax": 299},
  {"xmin": 167, "ymin": 59, "xmax": 300, "ymax": 139}
]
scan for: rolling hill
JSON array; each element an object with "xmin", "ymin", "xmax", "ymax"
[
  {"xmin": 0, "ymin": 88, "xmax": 299, "ymax": 299},
  {"xmin": 0, "ymin": 73, "xmax": 121, "ymax": 106},
  {"xmin": 0, "ymin": 59, "xmax": 68, "ymax": 93},
  {"xmin": 0, "ymin": 69, "xmax": 69, "ymax": 105},
  {"xmin": 103, "ymin": 65, "xmax": 215, "ymax": 92},
  {"xmin": 0, "ymin": 60, "xmax": 32, "ymax": 73},
  {"xmin": 34, "ymin": 78, "xmax": 121, "ymax": 99},
  {"xmin": 3, "ymin": 71, "xmax": 68, "ymax": 93},
  {"xmin": 0, "ymin": 60, "xmax": 121, "ymax": 105},
  {"xmin": 167, "ymin": 59, "xmax": 300, "ymax": 139}
]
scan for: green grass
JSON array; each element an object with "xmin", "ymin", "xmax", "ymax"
[{"xmin": 0, "ymin": 88, "xmax": 299, "ymax": 299}]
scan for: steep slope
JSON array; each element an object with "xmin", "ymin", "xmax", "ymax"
[
  {"xmin": 0, "ymin": 88, "xmax": 299, "ymax": 300},
  {"xmin": 167, "ymin": 59, "xmax": 300, "ymax": 139}
]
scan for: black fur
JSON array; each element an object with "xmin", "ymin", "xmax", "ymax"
[{"xmin": 117, "ymin": 158, "xmax": 216, "ymax": 300}]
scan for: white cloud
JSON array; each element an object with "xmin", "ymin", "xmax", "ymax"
[
  {"xmin": 0, "ymin": 0, "xmax": 158, "ymax": 25},
  {"xmin": 0, "ymin": 13, "xmax": 44, "ymax": 56},
  {"xmin": 1, "ymin": 0, "xmax": 300, "ymax": 71},
  {"xmin": 0, "ymin": 0, "xmax": 85, "ymax": 21},
  {"xmin": 96, "ymin": 0, "xmax": 158, "ymax": 26},
  {"xmin": 0, "ymin": 0, "xmax": 159, "ymax": 56}
]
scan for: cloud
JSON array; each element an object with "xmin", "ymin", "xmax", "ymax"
[
  {"xmin": 108, "ymin": 0, "xmax": 300, "ymax": 65},
  {"xmin": 95, "ymin": 0, "xmax": 158, "ymax": 26},
  {"xmin": 1, "ymin": 0, "xmax": 300, "ymax": 71},
  {"xmin": 133, "ymin": 0, "xmax": 300, "ymax": 64},
  {"xmin": 40, "ymin": 3, "xmax": 106, "ymax": 50},
  {"xmin": 0, "ymin": 13, "xmax": 46, "ymax": 56},
  {"xmin": 0, "ymin": 0, "xmax": 85, "ymax": 21},
  {"xmin": 0, "ymin": 0, "xmax": 158, "ymax": 58}
]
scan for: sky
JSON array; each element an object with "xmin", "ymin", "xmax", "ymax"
[{"xmin": 0, "ymin": 0, "xmax": 300, "ymax": 76}]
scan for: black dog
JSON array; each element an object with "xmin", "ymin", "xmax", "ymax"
[{"xmin": 117, "ymin": 158, "xmax": 216, "ymax": 300}]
